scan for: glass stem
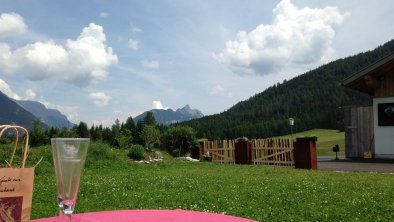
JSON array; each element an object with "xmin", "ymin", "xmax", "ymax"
[{"xmin": 58, "ymin": 212, "xmax": 71, "ymax": 222}]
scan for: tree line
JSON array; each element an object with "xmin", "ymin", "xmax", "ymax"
[{"xmin": 28, "ymin": 112, "xmax": 198, "ymax": 157}]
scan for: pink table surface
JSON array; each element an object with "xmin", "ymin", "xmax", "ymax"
[{"xmin": 31, "ymin": 209, "xmax": 257, "ymax": 222}]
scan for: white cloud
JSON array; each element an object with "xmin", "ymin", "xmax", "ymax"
[
  {"xmin": 25, "ymin": 89, "xmax": 36, "ymax": 100},
  {"xmin": 141, "ymin": 59, "xmax": 160, "ymax": 69},
  {"xmin": 152, "ymin": 101, "xmax": 169, "ymax": 110},
  {"xmin": 213, "ymin": 0, "xmax": 349, "ymax": 76},
  {"xmin": 209, "ymin": 84, "xmax": 233, "ymax": 98},
  {"xmin": 0, "ymin": 23, "xmax": 118, "ymax": 87},
  {"xmin": 0, "ymin": 13, "xmax": 27, "ymax": 38},
  {"xmin": 89, "ymin": 92, "xmax": 112, "ymax": 106},
  {"xmin": 131, "ymin": 26, "xmax": 142, "ymax": 34},
  {"xmin": 99, "ymin": 12, "xmax": 109, "ymax": 18},
  {"xmin": 128, "ymin": 38, "xmax": 139, "ymax": 51},
  {"xmin": 0, "ymin": 78, "xmax": 21, "ymax": 100}
]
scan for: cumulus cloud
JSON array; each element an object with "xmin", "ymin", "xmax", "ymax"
[
  {"xmin": 0, "ymin": 23, "xmax": 118, "ymax": 87},
  {"xmin": 213, "ymin": 0, "xmax": 349, "ymax": 76},
  {"xmin": 89, "ymin": 92, "xmax": 112, "ymax": 106},
  {"xmin": 209, "ymin": 84, "xmax": 233, "ymax": 98},
  {"xmin": 141, "ymin": 59, "xmax": 160, "ymax": 69},
  {"xmin": 152, "ymin": 100, "xmax": 169, "ymax": 110},
  {"xmin": 0, "ymin": 78, "xmax": 21, "ymax": 100},
  {"xmin": 128, "ymin": 38, "xmax": 139, "ymax": 50},
  {"xmin": 0, "ymin": 13, "xmax": 27, "ymax": 38}
]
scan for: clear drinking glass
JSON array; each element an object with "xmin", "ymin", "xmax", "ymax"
[{"xmin": 51, "ymin": 138, "xmax": 90, "ymax": 221}]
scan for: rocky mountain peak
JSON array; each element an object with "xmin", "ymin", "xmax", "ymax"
[{"xmin": 135, "ymin": 104, "xmax": 204, "ymax": 125}]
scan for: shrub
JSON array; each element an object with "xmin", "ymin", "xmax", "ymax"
[
  {"xmin": 128, "ymin": 144, "xmax": 145, "ymax": 160},
  {"xmin": 88, "ymin": 142, "xmax": 117, "ymax": 160},
  {"xmin": 162, "ymin": 125, "xmax": 197, "ymax": 157},
  {"xmin": 85, "ymin": 141, "xmax": 118, "ymax": 168}
]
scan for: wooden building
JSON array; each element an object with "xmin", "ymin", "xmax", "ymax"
[{"xmin": 343, "ymin": 54, "xmax": 394, "ymax": 159}]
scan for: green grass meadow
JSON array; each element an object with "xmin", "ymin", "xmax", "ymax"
[
  {"xmin": 279, "ymin": 129, "xmax": 345, "ymax": 156},
  {"xmin": 2, "ymin": 130, "xmax": 393, "ymax": 221},
  {"xmin": 31, "ymin": 154, "xmax": 393, "ymax": 221}
]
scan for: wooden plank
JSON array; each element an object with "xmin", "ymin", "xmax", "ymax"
[
  {"xmin": 376, "ymin": 73, "xmax": 394, "ymax": 96},
  {"xmin": 351, "ymin": 107, "xmax": 359, "ymax": 157},
  {"xmin": 253, "ymin": 160, "xmax": 294, "ymax": 164},
  {"xmin": 344, "ymin": 106, "xmax": 373, "ymax": 158},
  {"xmin": 253, "ymin": 149, "xmax": 293, "ymax": 160}
]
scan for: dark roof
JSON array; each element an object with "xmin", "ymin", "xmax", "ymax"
[{"xmin": 343, "ymin": 54, "xmax": 394, "ymax": 95}]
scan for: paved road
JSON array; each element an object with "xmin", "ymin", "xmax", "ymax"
[{"xmin": 317, "ymin": 156, "xmax": 394, "ymax": 173}]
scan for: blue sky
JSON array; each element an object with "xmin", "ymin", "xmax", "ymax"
[{"xmin": 1, "ymin": 0, "xmax": 394, "ymax": 126}]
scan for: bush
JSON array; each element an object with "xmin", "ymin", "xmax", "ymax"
[
  {"xmin": 162, "ymin": 126, "xmax": 197, "ymax": 157},
  {"xmin": 85, "ymin": 142, "xmax": 118, "ymax": 168},
  {"xmin": 88, "ymin": 142, "xmax": 117, "ymax": 160},
  {"xmin": 128, "ymin": 144, "xmax": 145, "ymax": 160}
]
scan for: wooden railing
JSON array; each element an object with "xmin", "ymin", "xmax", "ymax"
[{"xmin": 201, "ymin": 138, "xmax": 294, "ymax": 167}]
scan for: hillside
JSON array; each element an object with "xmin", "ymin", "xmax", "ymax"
[
  {"xmin": 182, "ymin": 39, "xmax": 394, "ymax": 139},
  {"xmin": 277, "ymin": 129, "xmax": 345, "ymax": 156},
  {"xmin": 134, "ymin": 105, "xmax": 204, "ymax": 125},
  {"xmin": 0, "ymin": 91, "xmax": 39, "ymax": 129},
  {"xmin": 17, "ymin": 100, "xmax": 75, "ymax": 128}
]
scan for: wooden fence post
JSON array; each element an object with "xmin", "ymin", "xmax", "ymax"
[
  {"xmin": 235, "ymin": 137, "xmax": 252, "ymax": 164},
  {"xmin": 293, "ymin": 137, "xmax": 317, "ymax": 169},
  {"xmin": 199, "ymin": 141, "xmax": 205, "ymax": 157}
]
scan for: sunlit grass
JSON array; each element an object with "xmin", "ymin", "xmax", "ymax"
[
  {"xmin": 278, "ymin": 129, "xmax": 345, "ymax": 156},
  {"xmin": 28, "ymin": 143, "xmax": 393, "ymax": 222}
]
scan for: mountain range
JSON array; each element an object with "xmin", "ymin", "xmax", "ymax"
[
  {"xmin": 17, "ymin": 100, "xmax": 75, "ymax": 129},
  {"xmin": 1, "ymin": 89, "xmax": 201, "ymax": 129},
  {"xmin": 0, "ymin": 91, "xmax": 40, "ymax": 129},
  {"xmin": 0, "ymin": 92, "xmax": 74, "ymax": 129},
  {"xmin": 134, "ymin": 105, "xmax": 204, "ymax": 125},
  {"xmin": 181, "ymin": 39, "xmax": 394, "ymax": 139}
]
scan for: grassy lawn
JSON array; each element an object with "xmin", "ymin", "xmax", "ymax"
[
  {"xmin": 18, "ymin": 143, "xmax": 393, "ymax": 221},
  {"xmin": 278, "ymin": 129, "xmax": 345, "ymax": 156}
]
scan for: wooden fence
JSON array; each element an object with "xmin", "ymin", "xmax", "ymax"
[
  {"xmin": 201, "ymin": 138, "xmax": 294, "ymax": 167},
  {"xmin": 200, "ymin": 140, "xmax": 235, "ymax": 164},
  {"xmin": 251, "ymin": 138, "xmax": 294, "ymax": 166}
]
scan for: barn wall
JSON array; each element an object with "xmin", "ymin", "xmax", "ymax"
[
  {"xmin": 344, "ymin": 106, "xmax": 374, "ymax": 158},
  {"xmin": 375, "ymin": 73, "xmax": 394, "ymax": 97}
]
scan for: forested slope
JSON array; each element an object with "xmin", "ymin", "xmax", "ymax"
[{"xmin": 182, "ymin": 39, "xmax": 394, "ymax": 139}]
